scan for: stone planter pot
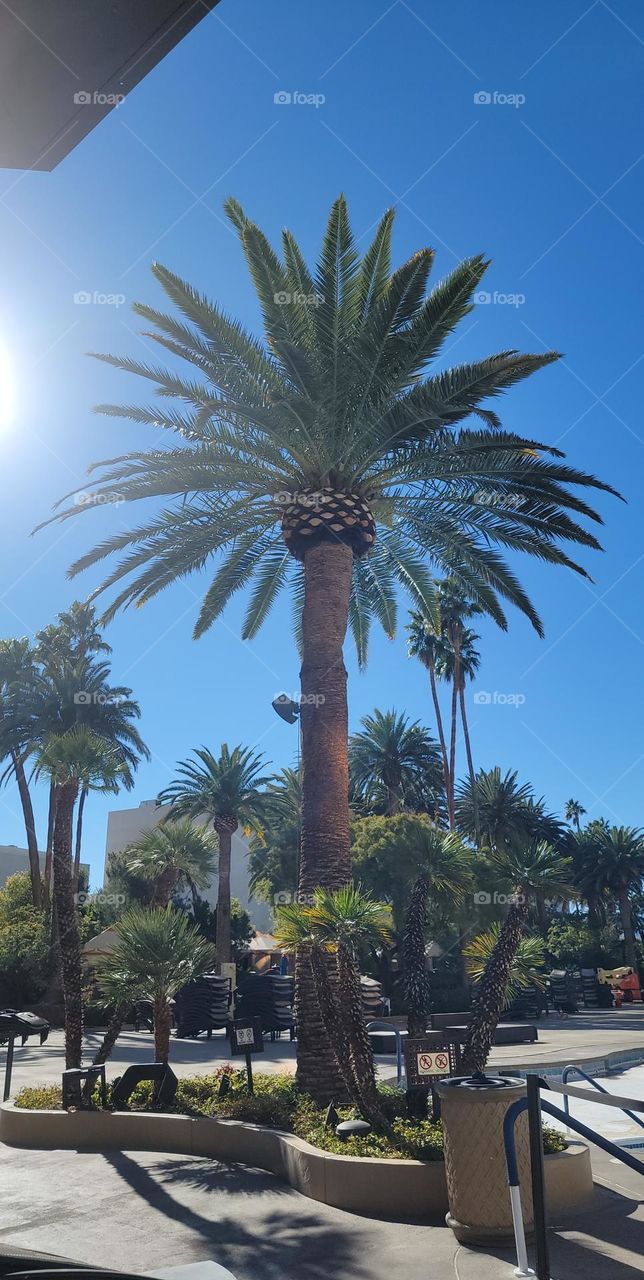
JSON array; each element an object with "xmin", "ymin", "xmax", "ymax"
[{"xmin": 437, "ymin": 1074, "xmax": 533, "ymax": 1245}]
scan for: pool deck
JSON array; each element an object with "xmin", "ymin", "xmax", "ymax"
[{"xmin": 2, "ymin": 1006, "xmax": 643, "ymax": 1096}]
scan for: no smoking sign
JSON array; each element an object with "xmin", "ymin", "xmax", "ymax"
[
  {"xmin": 404, "ymin": 1036, "xmax": 453, "ymax": 1088},
  {"xmin": 417, "ymin": 1051, "xmax": 449, "ymax": 1076}
]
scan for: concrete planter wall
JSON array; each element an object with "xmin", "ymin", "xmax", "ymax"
[{"xmin": 0, "ymin": 1103, "xmax": 592, "ymax": 1223}]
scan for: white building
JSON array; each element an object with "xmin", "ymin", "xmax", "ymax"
[
  {"xmin": 104, "ymin": 799, "xmax": 272, "ymax": 931},
  {"xmin": 0, "ymin": 845, "xmax": 89, "ymax": 892}
]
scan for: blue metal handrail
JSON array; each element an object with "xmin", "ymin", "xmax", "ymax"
[
  {"xmin": 366, "ymin": 1020, "xmax": 406, "ymax": 1085},
  {"xmin": 503, "ymin": 1080, "xmax": 644, "ymax": 1277},
  {"xmin": 561, "ymin": 1062, "xmax": 644, "ymax": 1132}
]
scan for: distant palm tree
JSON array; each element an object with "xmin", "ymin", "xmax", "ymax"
[
  {"xmin": 276, "ymin": 885, "xmax": 392, "ymax": 1129},
  {"xmin": 433, "ymin": 581, "xmax": 481, "ymax": 828},
  {"xmin": 456, "ymin": 767, "xmax": 537, "ymax": 852},
  {"xmin": 248, "ymin": 767, "xmax": 301, "ymax": 905},
  {"xmin": 122, "ymin": 818, "xmax": 218, "ymax": 908},
  {"xmin": 0, "ymin": 638, "xmax": 43, "ymax": 908},
  {"xmin": 435, "ymin": 626, "xmax": 481, "ymax": 842},
  {"xmin": 407, "ymin": 611, "xmax": 450, "ymax": 801},
  {"xmin": 564, "ymin": 798, "xmax": 586, "ymax": 832},
  {"xmin": 98, "ymin": 906, "xmax": 214, "ymax": 1062},
  {"xmin": 349, "ymin": 708, "xmax": 444, "ymax": 817},
  {"xmin": 461, "ymin": 840, "xmax": 572, "ymax": 1073},
  {"xmin": 401, "ymin": 826, "xmax": 474, "ymax": 1034},
  {"xmin": 579, "ymin": 826, "xmax": 644, "ymax": 969},
  {"xmin": 159, "ymin": 745, "xmax": 268, "ymax": 970},
  {"xmin": 36, "ymin": 727, "xmax": 128, "ymax": 1067},
  {"xmin": 41, "ymin": 195, "xmax": 616, "ymax": 1098}
]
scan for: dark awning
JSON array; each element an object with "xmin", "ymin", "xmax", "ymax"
[{"xmin": 0, "ymin": 0, "xmax": 221, "ymax": 171}]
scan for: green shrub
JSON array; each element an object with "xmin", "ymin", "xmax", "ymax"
[
  {"xmin": 0, "ymin": 873, "xmax": 51, "ymax": 1006},
  {"xmin": 13, "ymin": 1073, "xmax": 568, "ymax": 1160}
]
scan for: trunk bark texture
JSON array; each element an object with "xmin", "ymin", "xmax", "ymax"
[
  {"xmin": 214, "ymin": 819, "xmax": 236, "ymax": 970},
  {"xmin": 72, "ymin": 786, "xmax": 87, "ymax": 893},
  {"xmin": 53, "ymin": 780, "xmax": 83, "ymax": 1069},
  {"xmin": 296, "ymin": 541, "xmax": 353, "ymax": 1100},
  {"xmin": 461, "ymin": 897, "xmax": 528, "ymax": 1075},
  {"xmin": 12, "ymin": 749, "xmax": 41, "ymax": 909},
  {"xmin": 154, "ymin": 995, "xmax": 172, "ymax": 1063},
  {"xmin": 459, "ymin": 684, "xmax": 479, "ymax": 846}
]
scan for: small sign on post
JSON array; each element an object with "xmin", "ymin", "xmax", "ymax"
[
  {"xmin": 404, "ymin": 1036, "xmax": 453, "ymax": 1120},
  {"xmin": 229, "ymin": 1018, "xmax": 264, "ymax": 1094}
]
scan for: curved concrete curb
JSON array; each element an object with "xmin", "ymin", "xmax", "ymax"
[{"xmin": 0, "ymin": 1103, "xmax": 592, "ymax": 1222}]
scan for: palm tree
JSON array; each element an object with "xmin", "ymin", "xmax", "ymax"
[
  {"xmin": 407, "ymin": 611, "xmax": 450, "ymax": 801},
  {"xmin": 159, "ymin": 745, "xmax": 268, "ymax": 971},
  {"xmin": 97, "ymin": 906, "xmax": 214, "ymax": 1063},
  {"xmin": 121, "ymin": 818, "xmax": 218, "ymax": 907},
  {"xmin": 435, "ymin": 626, "xmax": 481, "ymax": 842},
  {"xmin": 464, "ymin": 925, "xmax": 546, "ymax": 1002},
  {"xmin": 40, "ymin": 196, "xmax": 616, "ymax": 1097},
  {"xmin": 0, "ymin": 639, "xmax": 43, "ymax": 908},
  {"xmin": 457, "ymin": 767, "xmax": 536, "ymax": 852},
  {"xmin": 400, "ymin": 826, "xmax": 474, "ymax": 1034},
  {"xmin": 461, "ymin": 840, "xmax": 572, "ymax": 1073},
  {"xmin": 36, "ymin": 727, "xmax": 128, "ymax": 1067},
  {"xmin": 433, "ymin": 581, "xmax": 481, "ymax": 829},
  {"xmin": 349, "ymin": 708, "xmax": 444, "ymax": 817},
  {"xmin": 581, "ymin": 826, "xmax": 644, "ymax": 969},
  {"xmin": 248, "ymin": 767, "xmax": 301, "ymax": 905},
  {"xmin": 565, "ymin": 798, "xmax": 586, "ymax": 832},
  {"xmin": 276, "ymin": 885, "xmax": 392, "ymax": 1128}
]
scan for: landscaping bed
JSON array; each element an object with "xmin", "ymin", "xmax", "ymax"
[{"xmin": 13, "ymin": 1069, "xmax": 566, "ymax": 1161}]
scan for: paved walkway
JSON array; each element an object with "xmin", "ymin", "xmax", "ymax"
[
  {"xmin": 4, "ymin": 1007, "xmax": 644, "ymax": 1096},
  {"xmin": 1, "ymin": 1140, "xmax": 642, "ymax": 1279}
]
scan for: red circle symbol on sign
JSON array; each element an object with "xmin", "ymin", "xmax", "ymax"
[
  {"xmin": 418, "ymin": 1054, "xmax": 433, "ymax": 1070},
  {"xmin": 435, "ymin": 1053, "xmax": 449, "ymax": 1070}
]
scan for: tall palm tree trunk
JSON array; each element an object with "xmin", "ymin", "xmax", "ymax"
[
  {"xmin": 11, "ymin": 749, "xmax": 41, "ymax": 909},
  {"xmin": 618, "ymin": 887, "xmax": 638, "ymax": 970},
  {"xmin": 403, "ymin": 873, "xmax": 430, "ymax": 1036},
  {"xmin": 153, "ymin": 994, "xmax": 172, "ymax": 1063},
  {"xmin": 72, "ymin": 786, "xmax": 87, "ymax": 893},
  {"xmin": 296, "ymin": 541, "xmax": 353, "ymax": 1100},
  {"xmin": 458, "ymin": 685, "xmax": 479, "ymax": 846},
  {"xmin": 53, "ymin": 780, "xmax": 83, "ymax": 1069},
  {"xmin": 447, "ymin": 632, "xmax": 461, "ymax": 829},
  {"xmin": 336, "ymin": 940, "xmax": 387, "ymax": 1130},
  {"xmin": 214, "ymin": 820, "xmax": 235, "ymax": 970},
  {"xmin": 44, "ymin": 782, "xmax": 58, "ymax": 898},
  {"xmin": 428, "ymin": 662, "xmax": 450, "ymax": 808},
  {"xmin": 461, "ymin": 898, "xmax": 528, "ymax": 1075}
]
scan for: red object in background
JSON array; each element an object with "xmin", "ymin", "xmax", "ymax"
[
  {"xmin": 613, "ymin": 988, "xmax": 625, "ymax": 1008},
  {"xmin": 619, "ymin": 971, "xmax": 642, "ymax": 1001}
]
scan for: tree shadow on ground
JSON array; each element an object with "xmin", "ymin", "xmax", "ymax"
[{"xmin": 101, "ymin": 1152, "xmax": 369, "ymax": 1280}]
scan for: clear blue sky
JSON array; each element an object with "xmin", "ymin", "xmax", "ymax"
[{"xmin": 2, "ymin": 0, "xmax": 644, "ymax": 887}]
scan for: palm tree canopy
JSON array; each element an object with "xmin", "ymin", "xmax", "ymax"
[
  {"xmin": 159, "ymin": 743, "xmax": 269, "ymax": 829},
  {"xmin": 456, "ymin": 766, "xmax": 565, "ymax": 851},
  {"xmin": 40, "ymin": 196, "xmax": 618, "ymax": 663},
  {"xmin": 349, "ymin": 708, "xmax": 444, "ymax": 812},
  {"xmin": 248, "ymin": 767, "xmax": 301, "ymax": 901},
  {"xmin": 581, "ymin": 825, "xmax": 644, "ymax": 896},
  {"xmin": 434, "ymin": 626, "xmax": 481, "ymax": 687},
  {"xmin": 121, "ymin": 818, "xmax": 218, "ymax": 892},
  {"xmin": 275, "ymin": 883, "xmax": 392, "ymax": 955},
  {"xmin": 564, "ymin": 798, "xmax": 587, "ymax": 826},
  {"xmin": 97, "ymin": 905, "xmax": 214, "ymax": 1003},
  {"xmin": 351, "ymin": 813, "xmax": 474, "ymax": 927},
  {"xmin": 464, "ymin": 924, "xmax": 546, "ymax": 1002},
  {"xmin": 35, "ymin": 725, "xmax": 129, "ymax": 792},
  {"xmin": 489, "ymin": 839, "xmax": 573, "ymax": 900}
]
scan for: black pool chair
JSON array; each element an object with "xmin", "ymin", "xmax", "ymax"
[
  {"xmin": 235, "ymin": 974, "xmax": 296, "ymax": 1040},
  {"xmin": 174, "ymin": 973, "xmax": 231, "ymax": 1039}
]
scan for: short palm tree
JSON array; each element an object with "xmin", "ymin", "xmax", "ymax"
[
  {"xmin": 41, "ymin": 196, "xmax": 615, "ymax": 1096},
  {"xmin": 461, "ymin": 840, "xmax": 572, "ymax": 1073},
  {"xmin": 400, "ymin": 826, "xmax": 474, "ymax": 1034},
  {"xmin": 464, "ymin": 925, "xmax": 546, "ymax": 1003},
  {"xmin": 159, "ymin": 745, "xmax": 268, "ymax": 970},
  {"xmin": 276, "ymin": 885, "xmax": 392, "ymax": 1127},
  {"xmin": 121, "ymin": 818, "xmax": 218, "ymax": 908},
  {"xmin": 349, "ymin": 708, "xmax": 444, "ymax": 817},
  {"xmin": 97, "ymin": 906, "xmax": 214, "ymax": 1062},
  {"xmin": 564, "ymin": 798, "xmax": 586, "ymax": 832},
  {"xmin": 36, "ymin": 727, "xmax": 128, "ymax": 1067}
]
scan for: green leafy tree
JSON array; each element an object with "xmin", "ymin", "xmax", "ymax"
[
  {"xmin": 97, "ymin": 906, "xmax": 214, "ymax": 1062},
  {"xmin": 41, "ymin": 196, "xmax": 615, "ymax": 1096},
  {"xmin": 248, "ymin": 767, "xmax": 301, "ymax": 907},
  {"xmin": 349, "ymin": 709, "xmax": 444, "ymax": 817},
  {"xmin": 0, "ymin": 640, "xmax": 43, "ymax": 908},
  {"xmin": 0, "ymin": 873, "xmax": 51, "ymax": 1005},
  {"xmin": 159, "ymin": 745, "xmax": 268, "ymax": 970}
]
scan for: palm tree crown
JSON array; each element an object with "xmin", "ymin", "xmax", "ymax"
[
  {"xmin": 349, "ymin": 708, "xmax": 444, "ymax": 815},
  {"xmin": 159, "ymin": 744, "xmax": 268, "ymax": 829},
  {"xmin": 42, "ymin": 195, "xmax": 616, "ymax": 656},
  {"xmin": 121, "ymin": 818, "xmax": 218, "ymax": 907}
]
